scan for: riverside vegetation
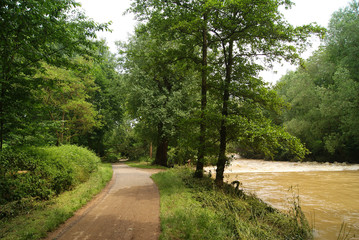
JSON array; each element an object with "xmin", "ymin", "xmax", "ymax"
[{"xmin": 152, "ymin": 167, "xmax": 312, "ymax": 240}]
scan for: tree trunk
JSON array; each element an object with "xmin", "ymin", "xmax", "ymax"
[
  {"xmin": 0, "ymin": 120, "xmax": 3, "ymax": 150},
  {"xmin": 195, "ymin": 13, "xmax": 208, "ymax": 178},
  {"xmin": 0, "ymin": 85, "xmax": 4, "ymax": 150},
  {"xmin": 0, "ymin": 70, "xmax": 8, "ymax": 150},
  {"xmin": 150, "ymin": 142, "xmax": 153, "ymax": 159},
  {"xmin": 154, "ymin": 123, "xmax": 168, "ymax": 167},
  {"xmin": 215, "ymin": 40, "xmax": 234, "ymax": 185}
]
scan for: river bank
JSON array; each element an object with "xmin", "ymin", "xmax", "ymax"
[{"xmin": 152, "ymin": 167, "xmax": 312, "ymax": 239}]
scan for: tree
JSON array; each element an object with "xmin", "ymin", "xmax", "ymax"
[
  {"xmin": 120, "ymin": 25, "xmax": 198, "ymax": 166},
  {"xmin": 276, "ymin": 67, "xmax": 324, "ymax": 157},
  {"xmin": 326, "ymin": 0, "xmax": 359, "ymax": 81},
  {"xmin": 277, "ymin": 1, "xmax": 359, "ymax": 163},
  {"xmin": 36, "ymin": 58, "xmax": 101, "ymax": 145},
  {"xmin": 79, "ymin": 45, "xmax": 124, "ymax": 156},
  {"xmin": 277, "ymin": 53, "xmax": 359, "ymax": 162},
  {"xmin": 129, "ymin": 0, "xmax": 212, "ymax": 177},
  {"xmin": 0, "ymin": 0, "xmax": 108, "ymax": 149},
  {"xmin": 128, "ymin": 0, "xmax": 320, "ymax": 181},
  {"xmin": 202, "ymin": 0, "xmax": 322, "ymax": 185}
]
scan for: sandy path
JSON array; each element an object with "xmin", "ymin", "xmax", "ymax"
[{"xmin": 46, "ymin": 163, "xmax": 162, "ymax": 240}]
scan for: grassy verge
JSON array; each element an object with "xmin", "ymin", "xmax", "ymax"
[
  {"xmin": 125, "ymin": 160, "xmax": 168, "ymax": 170},
  {"xmin": 152, "ymin": 167, "xmax": 312, "ymax": 240},
  {"xmin": 0, "ymin": 163, "xmax": 113, "ymax": 240}
]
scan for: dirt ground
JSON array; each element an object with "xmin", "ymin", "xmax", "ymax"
[{"xmin": 46, "ymin": 163, "xmax": 162, "ymax": 240}]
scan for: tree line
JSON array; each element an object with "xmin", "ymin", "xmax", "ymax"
[{"xmin": 276, "ymin": 0, "xmax": 359, "ymax": 163}]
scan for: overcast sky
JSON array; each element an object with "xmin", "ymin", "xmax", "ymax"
[{"xmin": 77, "ymin": 0, "xmax": 351, "ymax": 83}]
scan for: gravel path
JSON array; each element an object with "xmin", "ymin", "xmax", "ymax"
[{"xmin": 46, "ymin": 163, "xmax": 161, "ymax": 240}]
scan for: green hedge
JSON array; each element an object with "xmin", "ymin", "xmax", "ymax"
[{"xmin": 0, "ymin": 145, "xmax": 100, "ymax": 205}]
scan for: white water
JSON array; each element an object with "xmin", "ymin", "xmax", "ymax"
[
  {"xmin": 206, "ymin": 158, "xmax": 359, "ymax": 239},
  {"xmin": 223, "ymin": 158, "xmax": 359, "ymax": 173}
]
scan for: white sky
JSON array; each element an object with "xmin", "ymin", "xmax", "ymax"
[{"xmin": 77, "ymin": 0, "xmax": 351, "ymax": 83}]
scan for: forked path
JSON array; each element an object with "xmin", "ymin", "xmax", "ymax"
[{"xmin": 47, "ymin": 163, "xmax": 161, "ymax": 240}]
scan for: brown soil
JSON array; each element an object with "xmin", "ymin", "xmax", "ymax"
[{"xmin": 46, "ymin": 163, "xmax": 162, "ymax": 240}]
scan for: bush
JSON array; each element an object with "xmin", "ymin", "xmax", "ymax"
[
  {"xmin": 0, "ymin": 145, "xmax": 100, "ymax": 205},
  {"xmin": 0, "ymin": 163, "xmax": 113, "ymax": 239}
]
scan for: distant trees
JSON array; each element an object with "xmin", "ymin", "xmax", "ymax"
[
  {"xmin": 119, "ymin": 25, "xmax": 198, "ymax": 166},
  {"xmin": 276, "ymin": 0, "xmax": 359, "ymax": 163},
  {"xmin": 79, "ymin": 47, "xmax": 125, "ymax": 157},
  {"xmin": 326, "ymin": 0, "xmax": 359, "ymax": 82},
  {"xmin": 36, "ymin": 59, "xmax": 101, "ymax": 145}
]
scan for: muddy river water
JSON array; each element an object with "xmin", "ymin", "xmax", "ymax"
[{"xmin": 206, "ymin": 159, "xmax": 359, "ymax": 239}]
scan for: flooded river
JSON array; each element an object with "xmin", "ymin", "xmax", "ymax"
[{"xmin": 206, "ymin": 159, "xmax": 359, "ymax": 239}]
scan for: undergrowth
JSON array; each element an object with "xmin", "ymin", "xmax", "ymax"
[
  {"xmin": 0, "ymin": 145, "xmax": 100, "ymax": 205},
  {"xmin": 0, "ymin": 163, "xmax": 113, "ymax": 240},
  {"xmin": 152, "ymin": 167, "xmax": 313, "ymax": 240}
]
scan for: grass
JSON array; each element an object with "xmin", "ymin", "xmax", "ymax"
[
  {"xmin": 152, "ymin": 167, "xmax": 313, "ymax": 240},
  {"xmin": 0, "ymin": 163, "xmax": 113, "ymax": 240},
  {"xmin": 125, "ymin": 160, "xmax": 168, "ymax": 169}
]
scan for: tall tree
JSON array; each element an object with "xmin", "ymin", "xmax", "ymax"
[
  {"xmin": 205, "ymin": 0, "xmax": 322, "ymax": 184},
  {"xmin": 196, "ymin": 11, "xmax": 209, "ymax": 178},
  {"xmin": 130, "ymin": 0, "xmax": 212, "ymax": 177},
  {"xmin": 80, "ymin": 45, "xmax": 124, "ymax": 156},
  {"xmin": 0, "ymin": 0, "xmax": 108, "ymax": 149},
  {"xmin": 120, "ymin": 25, "xmax": 198, "ymax": 166}
]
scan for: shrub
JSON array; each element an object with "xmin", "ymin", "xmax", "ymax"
[{"xmin": 0, "ymin": 145, "xmax": 100, "ymax": 205}]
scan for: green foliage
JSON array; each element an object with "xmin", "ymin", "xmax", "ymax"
[
  {"xmin": 35, "ymin": 59, "xmax": 102, "ymax": 145},
  {"xmin": 0, "ymin": 0, "xmax": 109, "ymax": 148},
  {"xmin": 119, "ymin": 23, "xmax": 200, "ymax": 166},
  {"xmin": 152, "ymin": 168, "xmax": 312, "ymax": 240},
  {"xmin": 102, "ymin": 119, "xmax": 148, "ymax": 161},
  {"xmin": 125, "ymin": 160, "xmax": 168, "ymax": 169},
  {"xmin": 235, "ymin": 118, "xmax": 309, "ymax": 161},
  {"xmin": 277, "ymin": 1, "xmax": 359, "ymax": 163},
  {"xmin": 279, "ymin": 62, "xmax": 359, "ymax": 162},
  {"xmin": 0, "ymin": 163, "xmax": 112, "ymax": 240},
  {"xmin": 0, "ymin": 145, "xmax": 100, "ymax": 205},
  {"xmin": 326, "ymin": 0, "xmax": 359, "ymax": 81},
  {"xmin": 80, "ymin": 47, "xmax": 125, "ymax": 156}
]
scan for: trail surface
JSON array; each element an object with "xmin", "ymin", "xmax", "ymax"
[{"xmin": 47, "ymin": 163, "xmax": 161, "ymax": 240}]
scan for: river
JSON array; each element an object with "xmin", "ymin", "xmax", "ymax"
[{"xmin": 206, "ymin": 158, "xmax": 359, "ymax": 240}]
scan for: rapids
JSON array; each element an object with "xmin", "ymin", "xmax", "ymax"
[{"xmin": 206, "ymin": 158, "xmax": 359, "ymax": 239}]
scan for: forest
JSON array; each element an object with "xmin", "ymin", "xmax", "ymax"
[
  {"xmin": 1, "ymin": 0, "xmax": 358, "ymax": 203},
  {"xmin": 276, "ymin": 1, "xmax": 359, "ymax": 163}
]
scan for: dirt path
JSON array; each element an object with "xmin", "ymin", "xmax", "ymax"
[{"xmin": 46, "ymin": 163, "xmax": 162, "ymax": 240}]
